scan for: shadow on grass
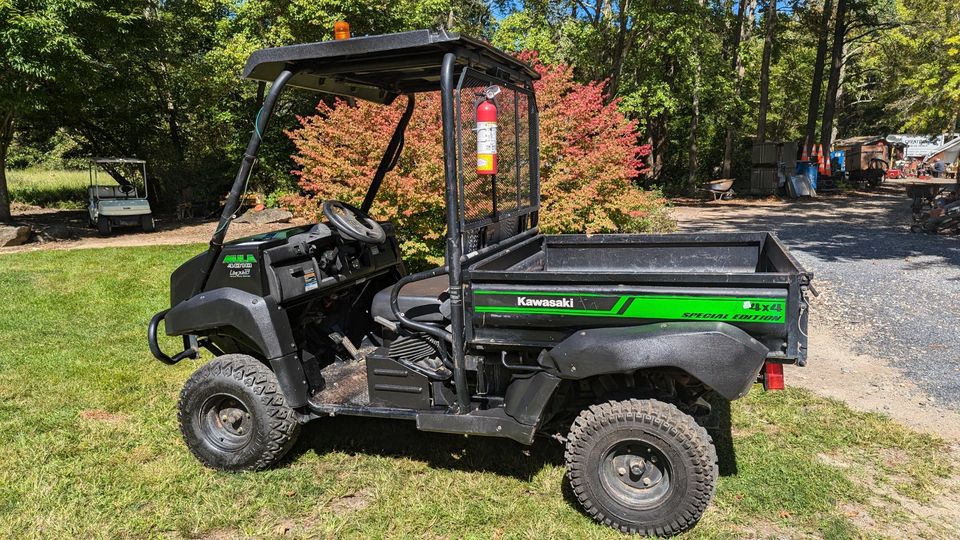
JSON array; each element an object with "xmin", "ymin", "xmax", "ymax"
[
  {"xmin": 290, "ymin": 398, "xmax": 740, "ymax": 481},
  {"xmin": 292, "ymin": 415, "xmax": 565, "ymax": 482},
  {"xmin": 710, "ymin": 398, "xmax": 739, "ymax": 477}
]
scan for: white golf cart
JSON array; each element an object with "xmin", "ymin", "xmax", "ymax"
[{"xmin": 88, "ymin": 158, "xmax": 155, "ymax": 234}]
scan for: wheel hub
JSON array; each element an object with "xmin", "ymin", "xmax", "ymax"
[
  {"xmin": 600, "ymin": 441, "xmax": 671, "ymax": 508},
  {"xmin": 200, "ymin": 394, "xmax": 253, "ymax": 451}
]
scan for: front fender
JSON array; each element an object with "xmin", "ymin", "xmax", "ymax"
[
  {"xmin": 165, "ymin": 287, "xmax": 295, "ymax": 360},
  {"xmin": 163, "ymin": 288, "xmax": 309, "ymax": 408},
  {"xmin": 542, "ymin": 322, "xmax": 768, "ymax": 400}
]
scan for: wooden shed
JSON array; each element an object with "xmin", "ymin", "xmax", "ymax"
[
  {"xmin": 834, "ymin": 136, "xmax": 893, "ymax": 185},
  {"xmin": 833, "ymin": 136, "xmax": 890, "ymax": 172}
]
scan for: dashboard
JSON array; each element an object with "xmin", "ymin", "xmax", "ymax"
[{"xmin": 169, "ymin": 221, "xmax": 403, "ymax": 307}]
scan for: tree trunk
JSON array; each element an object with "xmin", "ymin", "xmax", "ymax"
[
  {"xmin": 688, "ymin": 0, "xmax": 708, "ymax": 191},
  {"xmin": 607, "ymin": 0, "xmax": 632, "ymax": 99},
  {"xmin": 721, "ymin": 0, "xmax": 757, "ymax": 177},
  {"xmin": 803, "ymin": 0, "xmax": 834, "ymax": 158},
  {"xmin": 832, "ymin": 41, "xmax": 849, "ymax": 144},
  {"xmin": 0, "ymin": 112, "xmax": 14, "ymax": 222},
  {"xmin": 820, "ymin": 0, "xmax": 848, "ymax": 155},
  {"xmin": 688, "ymin": 61, "xmax": 701, "ymax": 190},
  {"xmin": 757, "ymin": 0, "xmax": 777, "ymax": 142},
  {"xmin": 154, "ymin": 63, "xmax": 185, "ymax": 165},
  {"xmin": 647, "ymin": 113, "xmax": 669, "ymax": 183}
]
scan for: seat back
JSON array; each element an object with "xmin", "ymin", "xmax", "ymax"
[{"xmin": 89, "ymin": 185, "xmax": 134, "ymax": 199}]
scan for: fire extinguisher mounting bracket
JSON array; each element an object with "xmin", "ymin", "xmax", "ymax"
[{"xmin": 480, "ymin": 85, "xmax": 501, "ymax": 100}]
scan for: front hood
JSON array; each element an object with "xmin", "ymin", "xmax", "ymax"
[{"xmin": 97, "ymin": 199, "xmax": 151, "ymax": 216}]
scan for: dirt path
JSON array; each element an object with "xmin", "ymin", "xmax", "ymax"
[
  {"xmin": 794, "ymin": 319, "xmax": 960, "ymax": 443},
  {"xmin": 0, "ymin": 205, "xmax": 307, "ymax": 254},
  {"xmin": 673, "ymin": 182, "xmax": 960, "ymax": 443}
]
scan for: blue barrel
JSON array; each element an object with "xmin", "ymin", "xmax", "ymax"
[
  {"xmin": 796, "ymin": 161, "xmax": 818, "ymax": 190},
  {"xmin": 830, "ymin": 150, "xmax": 845, "ymax": 173}
]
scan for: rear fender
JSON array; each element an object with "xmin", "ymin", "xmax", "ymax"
[
  {"xmin": 164, "ymin": 288, "xmax": 308, "ymax": 407},
  {"xmin": 542, "ymin": 322, "xmax": 768, "ymax": 400}
]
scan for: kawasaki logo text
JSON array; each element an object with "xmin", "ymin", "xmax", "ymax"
[{"xmin": 517, "ymin": 296, "xmax": 574, "ymax": 308}]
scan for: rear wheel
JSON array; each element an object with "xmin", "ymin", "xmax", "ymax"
[
  {"xmin": 565, "ymin": 399, "xmax": 717, "ymax": 536},
  {"xmin": 141, "ymin": 215, "xmax": 155, "ymax": 232},
  {"xmin": 178, "ymin": 354, "xmax": 301, "ymax": 471},
  {"xmin": 97, "ymin": 217, "xmax": 112, "ymax": 235}
]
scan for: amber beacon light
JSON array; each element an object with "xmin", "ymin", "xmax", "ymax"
[{"xmin": 334, "ymin": 21, "xmax": 351, "ymax": 40}]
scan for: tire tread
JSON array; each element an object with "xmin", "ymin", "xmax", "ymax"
[
  {"xmin": 564, "ymin": 398, "xmax": 718, "ymax": 536},
  {"xmin": 177, "ymin": 354, "xmax": 300, "ymax": 471}
]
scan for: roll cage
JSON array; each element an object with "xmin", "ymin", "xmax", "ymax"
[
  {"xmin": 89, "ymin": 157, "xmax": 149, "ymax": 198},
  {"xmin": 196, "ymin": 30, "xmax": 542, "ymax": 412}
]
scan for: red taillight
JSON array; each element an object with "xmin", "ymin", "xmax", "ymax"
[{"xmin": 763, "ymin": 361, "xmax": 785, "ymax": 390}]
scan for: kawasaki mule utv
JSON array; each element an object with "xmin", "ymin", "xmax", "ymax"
[{"xmin": 148, "ymin": 29, "xmax": 813, "ymax": 536}]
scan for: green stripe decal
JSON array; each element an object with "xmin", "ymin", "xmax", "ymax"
[{"xmin": 473, "ymin": 291, "xmax": 786, "ymax": 324}]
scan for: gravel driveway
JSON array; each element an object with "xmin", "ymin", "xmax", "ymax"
[{"xmin": 673, "ymin": 183, "xmax": 960, "ymax": 408}]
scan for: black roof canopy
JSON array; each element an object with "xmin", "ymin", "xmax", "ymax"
[{"xmin": 242, "ymin": 30, "xmax": 539, "ymax": 104}]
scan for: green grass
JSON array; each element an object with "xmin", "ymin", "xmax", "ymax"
[
  {"xmin": 0, "ymin": 245, "xmax": 956, "ymax": 538},
  {"xmin": 5, "ymin": 168, "xmax": 88, "ymax": 209}
]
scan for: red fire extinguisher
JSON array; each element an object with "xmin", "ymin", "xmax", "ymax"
[{"xmin": 476, "ymin": 86, "xmax": 500, "ymax": 175}]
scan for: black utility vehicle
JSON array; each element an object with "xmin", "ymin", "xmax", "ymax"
[{"xmin": 149, "ymin": 29, "xmax": 813, "ymax": 536}]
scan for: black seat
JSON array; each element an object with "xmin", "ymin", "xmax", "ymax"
[{"xmin": 371, "ymin": 273, "xmax": 449, "ymax": 323}]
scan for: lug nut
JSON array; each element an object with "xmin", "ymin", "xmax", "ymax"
[
  {"xmin": 617, "ymin": 467, "xmax": 627, "ymax": 476},
  {"xmin": 642, "ymin": 477, "xmax": 651, "ymax": 486}
]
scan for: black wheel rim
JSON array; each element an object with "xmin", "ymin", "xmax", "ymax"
[
  {"xmin": 199, "ymin": 393, "xmax": 253, "ymax": 451},
  {"xmin": 598, "ymin": 439, "xmax": 672, "ymax": 509}
]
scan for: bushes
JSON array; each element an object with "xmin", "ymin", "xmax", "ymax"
[
  {"xmin": 528, "ymin": 53, "xmax": 672, "ymax": 235},
  {"xmin": 286, "ymin": 56, "xmax": 673, "ymax": 269}
]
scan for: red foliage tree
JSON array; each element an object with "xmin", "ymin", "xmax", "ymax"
[{"xmin": 287, "ymin": 55, "xmax": 670, "ymax": 268}]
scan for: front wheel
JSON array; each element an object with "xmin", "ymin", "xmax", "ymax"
[
  {"xmin": 141, "ymin": 215, "xmax": 155, "ymax": 232},
  {"xmin": 565, "ymin": 399, "xmax": 718, "ymax": 536},
  {"xmin": 97, "ymin": 217, "xmax": 112, "ymax": 235},
  {"xmin": 178, "ymin": 354, "xmax": 301, "ymax": 471}
]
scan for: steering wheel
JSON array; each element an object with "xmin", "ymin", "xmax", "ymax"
[
  {"xmin": 119, "ymin": 184, "xmax": 136, "ymax": 195},
  {"xmin": 322, "ymin": 200, "xmax": 386, "ymax": 244}
]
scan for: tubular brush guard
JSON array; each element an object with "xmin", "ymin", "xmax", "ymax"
[{"xmin": 148, "ymin": 309, "xmax": 200, "ymax": 365}]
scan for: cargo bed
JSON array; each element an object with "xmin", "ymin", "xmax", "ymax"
[{"xmin": 464, "ymin": 232, "xmax": 812, "ymax": 364}]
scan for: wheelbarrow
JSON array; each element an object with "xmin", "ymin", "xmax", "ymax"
[{"xmin": 703, "ymin": 178, "xmax": 735, "ymax": 200}]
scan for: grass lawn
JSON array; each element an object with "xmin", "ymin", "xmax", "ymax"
[
  {"xmin": 5, "ymin": 168, "xmax": 89, "ymax": 209},
  {"xmin": 0, "ymin": 245, "xmax": 956, "ymax": 539}
]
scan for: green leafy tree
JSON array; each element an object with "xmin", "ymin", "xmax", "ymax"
[
  {"xmin": 0, "ymin": 0, "xmax": 104, "ymax": 221},
  {"xmin": 872, "ymin": 0, "xmax": 959, "ymax": 132}
]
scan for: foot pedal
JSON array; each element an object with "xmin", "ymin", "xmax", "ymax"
[
  {"xmin": 328, "ymin": 332, "xmax": 360, "ymax": 360},
  {"xmin": 373, "ymin": 315, "xmax": 398, "ymax": 332}
]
